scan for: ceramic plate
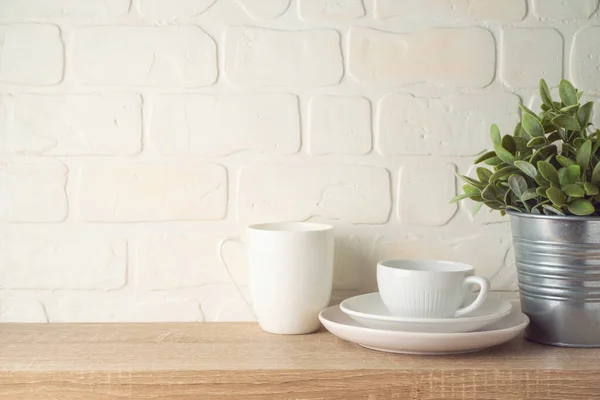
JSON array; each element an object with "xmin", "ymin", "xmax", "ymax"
[
  {"xmin": 319, "ymin": 305, "xmax": 529, "ymax": 355},
  {"xmin": 340, "ymin": 293, "xmax": 512, "ymax": 333}
]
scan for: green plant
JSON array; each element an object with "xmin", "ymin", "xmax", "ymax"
[{"xmin": 452, "ymin": 79, "xmax": 600, "ymax": 216}]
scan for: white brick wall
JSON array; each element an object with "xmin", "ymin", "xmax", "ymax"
[{"xmin": 1, "ymin": 0, "xmax": 598, "ymax": 322}]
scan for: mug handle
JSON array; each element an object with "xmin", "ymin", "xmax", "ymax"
[
  {"xmin": 454, "ymin": 276, "xmax": 490, "ymax": 317},
  {"xmin": 218, "ymin": 237, "xmax": 256, "ymax": 318}
]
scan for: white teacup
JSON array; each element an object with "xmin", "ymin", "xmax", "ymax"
[{"xmin": 377, "ymin": 259, "xmax": 490, "ymax": 318}]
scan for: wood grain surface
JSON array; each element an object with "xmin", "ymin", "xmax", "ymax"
[{"xmin": 1, "ymin": 322, "xmax": 599, "ymax": 399}]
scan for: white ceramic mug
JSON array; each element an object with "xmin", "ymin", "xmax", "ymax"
[
  {"xmin": 377, "ymin": 259, "xmax": 489, "ymax": 318},
  {"xmin": 221, "ymin": 222, "xmax": 334, "ymax": 334}
]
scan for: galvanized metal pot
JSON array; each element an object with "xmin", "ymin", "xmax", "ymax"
[{"xmin": 509, "ymin": 211, "xmax": 600, "ymax": 347}]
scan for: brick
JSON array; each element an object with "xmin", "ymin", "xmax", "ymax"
[
  {"xmin": 374, "ymin": 0, "xmax": 526, "ymax": 20},
  {"xmin": 333, "ymin": 235, "xmax": 371, "ymax": 291},
  {"xmin": 137, "ymin": 0, "xmax": 215, "ymax": 20},
  {"xmin": 3, "ymin": 94, "xmax": 141, "ymax": 156},
  {"xmin": 0, "ymin": 24, "xmax": 63, "ymax": 85},
  {"xmin": 238, "ymin": 165, "xmax": 391, "ymax": 224},
  {"xmin": 308, "ymin": 95, "xmax": 371, "ymax": 155},
  {"xmin": 377, "ymin": 93, "xmax": 520, "ymax": 156},
  {"xmin": 533, "ymin": 0, "xmax": 599, "ymax": 19},
  {"xmin": 72, "ymin": 26, "xmax": 217, "ymax": 87},
  {"xmin": 0, "ymin": 231, "xmax": 126, "ymax": 290},
  {"xmin": 0, "ymin": 161, "xmax": 68, "ymax": 222},
  {"xmin": 0, "ymin": 298, "xmax": 48, "ymax": 322},
  {"xmin": 0, "ymin": 0, "xmax": 130, "ymax": 17},
  {"xmin": 136, "ymin": 234, "xmax": 228, "ymax": 290},
  {"xmin": 348, "ymin": 27, "xmax": 495, "ymax": 88},
  {"xmin": 224, "ymin": 27, "xmax": 343, "ymax": 87},
  {"xmin": 149, "ymin": 94, "xmax": 300, "ymax": 156},
  {"xmin": 398, "ymin": 161, "xmax": 457, "ymax": 226},
  {"xmin": 501, "ymin": 28, "xmax": 562, "ymax": 89},
  {"xmin": 572, "ymin": 27, "xmax": 600, "ymax": 91},
  {"xmin": 77, "ymin": 163, "xmax": 227, "ymax": 222},
  {"xmin": 56, "ymin": 293, "xmax": 203, "ymax": 322},
  {"xmin": 197, "ymin": 284, "xmax": 254, "ymax": 322},
  {"xmin": 299, "ymin": 0, "xmax": 365, "ymax": 20},
  {"xmin": 237, "ymin": 0, "xmax": 291, "ymax": 19}
]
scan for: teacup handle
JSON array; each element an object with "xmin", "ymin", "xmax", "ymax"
[{"xmin": 454, "ymin": 276, "xmax": 490, "ymax": 317}]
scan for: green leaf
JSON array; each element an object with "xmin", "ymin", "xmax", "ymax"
[
  {"xmin": 562, "ymin": 143, "xmax": 577, "ymax": 156},
  {"xmin": 514, "ymin": 160, "xmax": 537, "ymax": 178},
  {"xmin": 458, "ymin": 174, "xmax": 486, "ymax": 189},
  {"xmin": 483, "ymin": 156, "xmax": 503, "ymax": 166},
  {"xmin": 577, "ymin": 140, "xmax": 592, "ymax": 172},
  {"xmin": 472, "ymin": 202, "xmax": 484, "ymax": 216},
  {"xmin": 558, "ymin": 165, "xmax": 580, "ymax": 186},
  {"xmin": 532, "ymin": 200, "xmax": 550, "ymax": 212},
  {"xmin": 546, "ymin": 187, "xmax": 566, "ymax": 206},
  {"xmin": 450, "ymin": 193, "xmax": 476, "ymax": 203},
  {"xmin": 574, "ymin": 138, "xmax": 586, "ymax": 148},
  {"xmin": 594, "ymin": 136, "xmax": 600, "ymax": 157},
  {"xmin": 484, "ymin": 201, "xmax": 504, "ymax": 210},
  {"xmin": 527, "ymin": 136, "xmax": 547, "ymax": 148},
  {"xmin": 520, "ymin": 103, "xmax": 537, "ymax": 117},
  {"xmin": 584, "ymin": 182, "xmax": 600, "ymax": 196},
  {"xmin": 514, "ymin": 137, "xmax": 529, "ymax": 151},
  {"xmin": 534, "ymin": 173, "xmax": 549, "ymax": 187},
  {"xmin": 463, "ymin": 184, "xmax": 480, "ymax": 195},
  {"xmin": 556, "ymin": 155, "xmax": 575, "ymax": 167},
  {"xmin": 539, "ymin": 79, "xmax": 554, "ymax": 109},
  {"xmin": 522, "ymin": 113, "xmax": 544, "ymax": 138},
  {"xmin": 476, "ymin": 167, "xmax": 493, "ymax": 184},
  {"xmin": 568, "ymin": 199, "xmax": 595, "ymax": 216},
  {"xmin": 592, "ymin": 162, "xmax": 600, "ymax": 185},
  {"xmin": 552, "ymin": 115, "xmax": 581, "ymax": 131},
  {"xmin": 481, "ymin": 184, "xmax": 498, "ymax": 201},
  {"xmin": 494, "ymin": 143, "xmax": 515, "ymax": 165},
  {"xmin": 508, "ymin": 174, "xmax": 528, "ymax": 199},
  {"xmin": 530, "ymin": 144, "xmax": 557, "ymax": 165},
  {"xmin": 474, "ymin": 151, "xmax": 496, "ymax": 164},
  {"xmin": 559, "ymin": 79, "xmax": 578, "ymax": 107},
  {"xmin": 521, "ymin": 188, "xmax": 538, "ymax": 201},
  {"xmin": 490, "ymin": 124, "xmax": 501, "ymax": 145},
  {"xmin": 562, "ymin": 183, "xmax": 585, "ymax": 197},
  {"xmin": 537, "ymin": 161, "xmax": 560, "ymax": 186},
  {"xmin": 577, "ymin": 101, "xmax": 594, "ymax": 128},
  {"xmin": 543, "ymin": 204, "xmax": 565, "ymax": 215},
  {"xmin": 560, "ymin": 104, "xmax": 579, "ymax": 113},
  {"xmin": 489, "ymin": 166, "xmax": 519, "ymax": 183},
  {"xmin": 513, "ymin": 122, "xmax": 529, "ymax": 139},
  {"xmin": 502, "ymin": 135, "xmax": 517, "ymax": 154},
  {"xmin": 536, "ymin": 187, "xmax": 550, "ymax": 198},
  {"xmin": 547, "ymin": 131, "xmax": 562, "ymax": 143}
]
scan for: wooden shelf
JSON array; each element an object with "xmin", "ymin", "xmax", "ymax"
[{"xmin": 1, "ymin": 322, "xmax": 599, "ymax": 399}]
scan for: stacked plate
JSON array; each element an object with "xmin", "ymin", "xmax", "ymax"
[{"xmin": 319, "ymin": 293, "xmax": 529, "ymax": 355}]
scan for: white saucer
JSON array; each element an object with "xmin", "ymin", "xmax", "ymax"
[
  {"xmin": 340, "ymin": 293, "xmax": 512, "ymax": 333},
  {"xmin": 319, "ymin": 305, "xmax": 529, "ymax": 355}
]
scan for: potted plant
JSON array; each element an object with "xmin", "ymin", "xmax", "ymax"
[{"xmin": 452, "ymin": 78, "xmax": 600, "ymax": 347}]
